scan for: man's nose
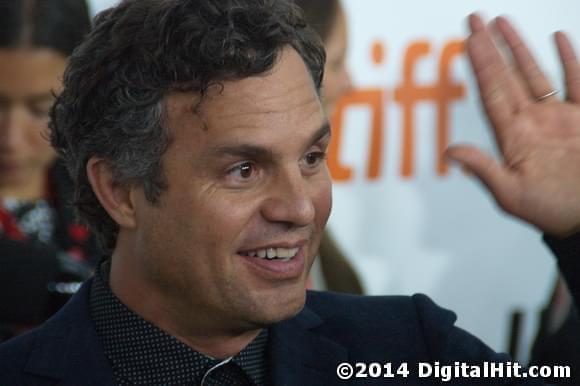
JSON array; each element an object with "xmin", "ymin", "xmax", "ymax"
[{"xmin": 261, "ymin": 169, "xmax": 316, "ymax": 228}]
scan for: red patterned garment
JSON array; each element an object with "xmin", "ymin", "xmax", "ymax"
[{"xmin": 0, "ymin": 160, "xmax": 100, "ymax": 341}]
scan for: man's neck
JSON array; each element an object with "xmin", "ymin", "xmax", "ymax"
[
  {"xmin": 108, "ymin": 248, "xmax": 262, "ymax": 358},
  {"xmin": 169, "ymin": 328, "xmax": 262, "ymax": 359}
]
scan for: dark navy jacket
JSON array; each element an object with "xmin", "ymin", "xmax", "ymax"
[{"xmin": 0, "ymin": 280, "xmax": 547, "ymax": 385}]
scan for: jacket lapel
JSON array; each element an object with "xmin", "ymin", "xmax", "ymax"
[{"xmin": 269, "ymin": 304, "xmax": 348, "ymax": 386}]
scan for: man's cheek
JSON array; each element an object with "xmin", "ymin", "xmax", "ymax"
[{"xmin": 314, "ymin": 186, "xmax": 332, "ymax": 227}]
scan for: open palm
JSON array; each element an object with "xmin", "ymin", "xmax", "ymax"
[{"xmin": 447, "ymin": 14, "xmax": 580, "ymax": 237}]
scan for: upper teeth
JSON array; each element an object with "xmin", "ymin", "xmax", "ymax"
[{"xmin": 242, "ymin": 247, "xmax": 299, "ymax": 260}]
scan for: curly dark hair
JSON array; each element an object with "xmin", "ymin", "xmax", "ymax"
[
  {"xmin": 0, "ymin": 0, "xmax": 91, "ymax": 56},
  {"xmin": 50, "ymin": 0, "xmax": 326, "ymax": 252}
]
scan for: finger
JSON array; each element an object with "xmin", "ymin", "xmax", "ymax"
[
  {"xmin": 495, "ymin": 16, "xmax": 556, "ymax": 101},
  {"xmin": 468, "ymin": 12, "xmax": 486, "ymax": 33},
  {"xmin": 467, "ymin": 14, "xmax": 530, "ymax": 145},
  {"xmin": 446, "ymin": 144, "xmax": 520, "ymax": 215},
  {"xmin": 555, "ymin": 31, "xmax": 580, "ymax": 103}
]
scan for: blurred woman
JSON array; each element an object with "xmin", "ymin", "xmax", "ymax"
[
  {"xmin": 295, "ymin": 0, "xmax": 363, "ymax": 294},
  {"xmin": 296, "ymin": 0, "xmax": 353, "ymax": 115},
  {"xmin": 0, "ymin": 0, "xmax": 99, "ymax": 341}
]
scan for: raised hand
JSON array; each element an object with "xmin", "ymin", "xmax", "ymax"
[{"xmin": 447, "ymin": 14, "xmax": 580, "ymax": 237}]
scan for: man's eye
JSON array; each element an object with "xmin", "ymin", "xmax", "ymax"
[
  {"xmin": 304, "ymin": 151, "xmax": 327, "ymax": 167},
  {"xmin": 227, "ymin": 162, "xmax": 257, "ymax": 181}
]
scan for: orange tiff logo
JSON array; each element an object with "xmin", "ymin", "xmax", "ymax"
[{"xmin": 328, "ymin": 39, "xmax": 466, "ymax": 181}]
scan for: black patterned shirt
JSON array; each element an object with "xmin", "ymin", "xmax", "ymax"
[{"xmin": 90, "ymin": 260, "xmax": 270, "ymax": 385}]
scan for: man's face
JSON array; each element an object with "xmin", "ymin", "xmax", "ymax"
[{"xmin": 132, "ymin": 48, "xmax": 331, "ymax": 331}]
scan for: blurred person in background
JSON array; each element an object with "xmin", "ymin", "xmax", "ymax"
[
  {"xmin": 0, "ymin": 0, "xmax": 99, "ymax": 342},
  {"xmin": 294, "ymin": 0, "xmax": 364, "ymax": 294}
]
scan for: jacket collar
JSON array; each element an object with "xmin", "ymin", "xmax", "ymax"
[
  {"xmin": 23, "ymin": 278, "xmax": 115, "ymax": 386},
  {"xmin": 269, "ymin": 296, "xmax": 348, "ymax": 386}
]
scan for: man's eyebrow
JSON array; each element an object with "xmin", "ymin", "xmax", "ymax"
[
  {"xmin": 210, "ymin": 121, "xmax": 331, "ymax": 159},
  {"xmin": 310, "ymin": 121, "xmax": 331, "ymax": 146},
  {"xmin": 210, "ymin": 143, "xmax": 274, "ymax": 160}
]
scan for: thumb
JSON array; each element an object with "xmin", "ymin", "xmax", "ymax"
[{"xmin": 446, "ymin": 144, "xmax": 520, "ymax": 215}]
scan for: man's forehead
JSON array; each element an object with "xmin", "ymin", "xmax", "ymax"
[{"xmin": 164, "ymin": 48, "xmax": 322, "ymax": 131}]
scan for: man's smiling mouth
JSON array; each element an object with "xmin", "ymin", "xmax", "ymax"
[
  {"xmin": 237, "ymin": 240, "xmax": 308, "ymax": 278},
  {"xmin": 238, "ymin": 247, "xmax": 300, "ymax": 261}
]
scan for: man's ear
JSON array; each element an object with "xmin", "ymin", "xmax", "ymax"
[{"xmin": 86, "ymin": 157, "xmax": 137, "ymax": 229}]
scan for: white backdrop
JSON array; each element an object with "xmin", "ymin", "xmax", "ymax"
[
  {"xmin": 332, "ymin": 0, "xmax": 580, "ymax": 361},
  {"xmin": 89, "ymin": 0, "xmax": 580, "ymax": 361}
]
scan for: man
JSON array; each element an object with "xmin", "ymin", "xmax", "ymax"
[{"xmin": 1, "ymin": 0, "xmax": 579, "ymax": 384}]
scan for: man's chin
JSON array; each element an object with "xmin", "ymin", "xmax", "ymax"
[{"xmin": 246, "ymin": 290, "xmax": 307, "ymax": 327}]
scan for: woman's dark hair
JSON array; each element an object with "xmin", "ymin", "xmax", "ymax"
[
  {"xmin": 0, "ymin": 0, "xmax": 91, "ymax": 56},
  {"xmin": 293, "ymin": 0, "xmax": 340, "ymax": 42},
  {"xmin": 50, "ymin": 0, "xmax": 326, "ymax": 251}
]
